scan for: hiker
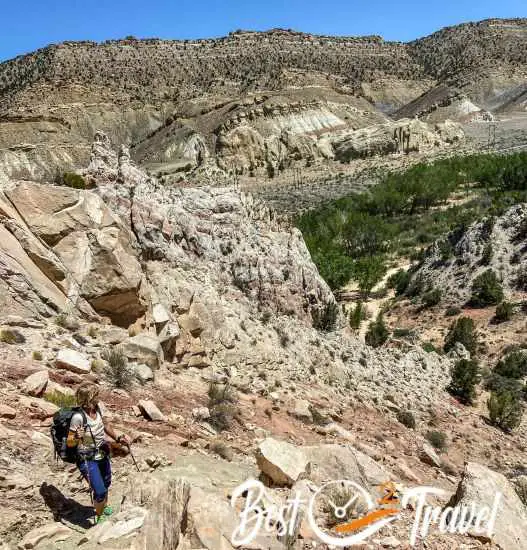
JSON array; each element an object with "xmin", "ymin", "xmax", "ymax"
[{"xmin": 67, "ymin": 382, "xmax": 131, "ymax": 524}]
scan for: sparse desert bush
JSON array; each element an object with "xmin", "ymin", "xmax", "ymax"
[
  {"xmin": 312, "ymin": 301, "xmax": 338, "ymax": 332},
  {"xmin": 393, "ymin": 327, "xmax": 414, "ymax": 339},
  {"xmin": 365, "ymin": 313, "xmax": 389, "ymax": 348},
  {"xmin": 445, "ymin": 306, "xmax": 461, "ymax": 317},
  {"xmin": 309, "ymin": 405, "xmax": 331, "ymax": 426},
  {"xmin": 444, "ymin": 317, "xmax": 477, "ymax": 356},
  {"xmin": 480, "ymin": 243, "xmax": 493, "ymax": 265},
  {"xmin": 44, "ymin": 390, "xmax": 77, "ymax": 408},
  {"xmin": 397, "ymin": 410, "xmax": 416, "ymax": 429},
  {"xmin": 0, "ymin": 329, "xmax": 25, "ymax": 344},
  {"xmin": 421, "ymin": 288, "xmax": 442, "ymax": 308},
  {"xmin": 208, "ymin": 382, "xmax": 238, "ymax": 431},
  {"xmin": 470, "ymin": 269, "xmax": 504, "ymax": 307},
  {"xmin": 349, "ymin": 302, "xmax": 366, "ymax": 329},
  {"xmin": 513, "ymin": 476, "xmax": 527, "ymax": 507},
  {"xmin": 494, "ymin": 301, "xmax": 514, "ymax": 323},
  {"xmin": 488, "ymin": 390, "xmax": 523, "ymax": 432},
  {"xmin": 32, "ymin": 351, "xmax": 43, "ymax": 361},
  {"xmin": 260, "ymin": 311, "xmax": 272, "ymax": 325},
  {"xmin": 209, "ymin": 439, "xmax": 233, "ymax": 461},
  {"xmin": 276, "ymin": 326, "xmax": 290, "ymax": 347},
  {"xmin": 54, "ymin": 313, "xmax": 68, "ymax": 328},
  {"xmin": 321, "ymin": 482, "xmax": 368, "ymax": 527},
  {"xmin": 425, "ymin": 430, "xmax": 447, "ymax": 452},
  {"xmin": 448, "ymin": 359, "xmax": 480, "ymax": 405},
  {"xmin": 101, "ymin": 348, "xmax": 134, "ymax": 390}
]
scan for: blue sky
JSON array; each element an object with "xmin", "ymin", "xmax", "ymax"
[{"xmin": 0, "ymin": 0, "xmax": 525, "ymax": 62}]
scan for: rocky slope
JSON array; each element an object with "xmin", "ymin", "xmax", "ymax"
[
  {"xmin": 0, "ymin": 18, "xmax": 525, "ymax": 181},
  {"xmin": 407, "ymin": 204, "xmax": 527, "ymax": 306},
  {"xmin": 1, "ymin": 135, "xmax": 527, "ymax": 549}
]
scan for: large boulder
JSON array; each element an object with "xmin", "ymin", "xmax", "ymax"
[
  {"xmin": 55, "ymin": 349, "xmax": 91, "ymax": 374},
  {"xmin": 256, "ymin": 438, "xmax": 311, "ymax": 487},
  {"xmin": 303, "ymin": 443, "xmax": 392, "ymax": 488},
  {"xmin": 121, "ymin": 334, "xmax": 164, "ymax": 369},
  {"xmin": 21, "ymin": 370, "xmax": 49, "ymax": 397},
  {"xmin": 449, "ymin": 462, "xmax": 527, "ymax": 550}
]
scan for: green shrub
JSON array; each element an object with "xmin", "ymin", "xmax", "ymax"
[
  {"xmin": 32, "ymin": 351, "xmax": 43, "ymax": 361},
  {"xmin": 57, "ymin": 172, "xmax": 87, "ymax": 189},
  {"xmin": 349, "ymin": 302, "xmax": 366, "ymax": 330},
  {"xmin": 421, "ymin": 288, "xmax": 442, "ymax": 308},
  {"xmin": 448, "ymin": 359, "xmax": 480, "ymax": 405},
  {"xmin": 422, "ymin": 341, "xmax": 440, "ymax": 353},
  {"xmin": 425, "ymin": 430, "xmax": 447, "ymax": 452},
  {"xmin": 101, "ymin": 348, "xmax": 133, "ymax": 390},
  {"xmin": 365, "ymin": 313, "xmax": 389, "ymax": 348},
  {"xmin": 485, "ymin": 372, "xmax": 524, "ymax": 395},
  {"xmin": 393, "ymin": 327, "xmax": 414, "ymax": 339},
  {"xmin": 470, "ymin": 270, "xmax": 504, "ymax": 307},
  {"xmin": 488, "ymin": 390, "xmax": 523, "ymax": 432},
  {"xmin": 445, "ymin": 306, "xmax": 461, "ymax": 317},
  {"xmin": 387, "ymin": 269, "xmax": 410, "ymax": 296},
  {"xmin": 313, "ymin": 301, "xmax": 338, "ymax": 332},
  {"xmin": 208, "ymin": 382, "xmax": 238, "ymax": 431},
  {"xmin": 494, "ymin": 301, "xmax": 514, "ymax": 323},
  {"xmin": 444, "ymin": 317, "xmax": 477, "ymax": 356},
  {"xmin": 397, "ymin": 410, "xmax": 416, "ymax": 429},
  {"xmin": 480, "ymin": 243, "xmax": 493, "ymax": 265},
  {"xmin": 494, "ymin": 351, "xmax": 527, "ymax": 380}
]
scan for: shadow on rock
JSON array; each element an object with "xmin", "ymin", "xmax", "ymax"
[{"xmin": 39, "ymin": 482, "xmax": 93, "ymax": 529}]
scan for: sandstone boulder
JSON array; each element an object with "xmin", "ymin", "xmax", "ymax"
[
  {"xmin": 288, "ymin": 399, "xmax": 312, "ymax": 422},
  {"xmin": 138, "ymin": 399, "xmax": 166, "ymax": 422},
  {"xmin": 121, "ymin": 334, "xmax": 164, "ymax": 369},
  {"xmin": 17, "ymin": 522, "xmax": 71, "ymax": 549},
  {"xmin": 449, "ymin": 462, "xmax": 527, "ymax": 550},
  {"xmin": 0, "ymin": 404, "xmax": 16, "ymax": 419},
  {"xmin": 134, "ymin": 363, "xmax": 154, "ymax": 383},
  {"xmin": 55, "ymin": 349, "xmax": 91, "ymax": 374},
  {"xmin": 21, "ymin": 370, "xmax": 49, "ymax": 397},
  {"xmin": 419, "ymin": 443, "xmax": 442, "ymax": 468},
  {"xmin": 256, "ymin": 437, "xmax": 311, "ymax": 486}
]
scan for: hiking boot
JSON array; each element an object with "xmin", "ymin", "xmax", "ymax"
[{"xmin": 103, "ymin": 505, "xmax": 113, "ymax": 516}]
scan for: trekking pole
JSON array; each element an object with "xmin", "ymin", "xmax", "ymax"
[{"xmin": 126, "ymin": 443, "xmax": 141, "ymax": 473}]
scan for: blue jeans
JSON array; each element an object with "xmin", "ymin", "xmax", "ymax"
[{"xmin": 78, "ymin": 457, "xmax": 112, "ymax": 503}]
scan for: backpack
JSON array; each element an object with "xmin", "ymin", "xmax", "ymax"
[{"xmin": 50, "ymin": 407, "xmax": 88, "ymax": 463}]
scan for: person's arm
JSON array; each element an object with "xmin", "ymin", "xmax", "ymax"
[{"xmin": 104, "ymin": 420, "xmax": 131, "ymax": 446}]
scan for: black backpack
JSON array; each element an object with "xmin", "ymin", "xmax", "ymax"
[{"xmin": 50, "ymin": 407, "xmax": 88, "ymax": 463}]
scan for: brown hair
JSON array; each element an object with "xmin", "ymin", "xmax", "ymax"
[{"xmin": 75, "ymin": 382, "xmax": 100, "ymax": 408}]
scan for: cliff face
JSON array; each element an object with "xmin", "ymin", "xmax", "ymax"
[{"xmin": 0, "ymin": 19, "xmax": 525, "ymax": 181}]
